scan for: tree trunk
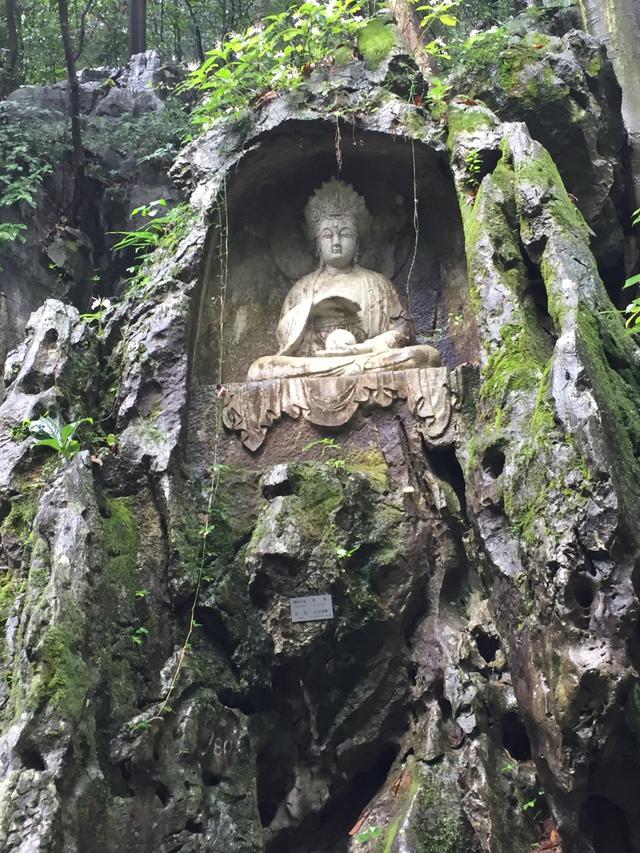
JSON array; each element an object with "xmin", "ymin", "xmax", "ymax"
[
  {"xmin": 388, "ymin": 0, "xmax": 438, "ymax": 80},
  {"xmin": 57, "ymin": 0, "xmax": 85, "ymax": 222},
  {"xmin": 183, "ymin": 0, "xmax": 205, "ymax": 64},
  {"xmin": 579, "ymin": 0, "xmax": 640, "ymax": 206},
  {"xmin": 129, "ymin": 0, "xmax": 147, "ymax": 56},
  {"xmin": 1, "ymin": 0, "xmax": 22, "ymax": 96}
]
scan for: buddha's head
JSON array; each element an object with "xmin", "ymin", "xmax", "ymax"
[{"xmin": 305, "ymin": 179, "xmax": 371, "ymax": 271}]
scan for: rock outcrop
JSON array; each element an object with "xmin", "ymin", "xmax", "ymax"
[
  {"xmin": 0, "ymin": 51, "xmax": 185, "ymax": 374},
  {"xmin": 0, "ymin": 9, "xmax": 639, "ymax": 853}
]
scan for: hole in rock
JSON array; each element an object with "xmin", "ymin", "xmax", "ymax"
[
  {"xmin": 473, "ymin": 628, "xmax": 501, "ymax": 663},
  {"xmin": 217, "ymin": 687, "xmax": 256, "ymax": 715},
  {"xmin": 586, "ymin": 555, "xmax": 598, "ymax": 577},
  {"xmin": 203, "ymin": 770, "xmax": 222, "ymax": 787},
  {"xmin": 569, "ymin": 574, "xmax": 596, "ymax": 609},
  {"xmin": 43, "ymin": 328, "xmax": 59, "ymax": 345},
  {"xmin": 570, "ymin": 88, "xmax": 590, "ymax": 110},
  {"xmin": 256, "ymin": 733, "xmax": 296, "ymax": 828},
  {"xmin": 547, "ymin": 560, "xmax": 560, "ymax": 580},
  {"xmin": 248, "ymin": 571, "xmax": 271, "ymax": 609},
  {"xmin": 520, "ymin": 243, "xmax": 555, "ymax": 335},
  {"xmin": 263, "ymin": 554, "xmax": 301, "ymax": 578},
  {"xmin": 155, "ymin": 782, "xmax": 171, "ymax": 806},
  {"xmin": 481, "ymin": 445, "xmax": 505, "ymax": 479},
  {"xmin": 573, "ymin": 672, "xmax": 608, "ymax": 723},
  {"xmin": 439, "ymin": 548, "xmax": 473, "ymax": 606},
  {"xmin": 262, "ymin": 477, "xmax": 293, "ymax": 499},
  {"xmin": 195, "ymin": 606, "xmax": 235, "ymax": 654},
  {"xmin": 19, "ymin": 370, "xmax": 55, "ymax": 396},
  {"xmin": 0, "ymin": 499, "xmax": 12, "ymax": 525},
  {"xmin": 425, "ymin": 446, "xmax": 467, "ymax": 514},
  {"xmin": 438, "ymin": 696, "xmax": 453, "ymax": 721},
  {"xmin": 185, "ymin": 818, "xmax": 204, "ymax": 834},
  {"xmin": 502, "ymin": 712, "xmax": 531, "ymax": 762},
  {"xmin": 136, "ymin": 380, "xmax": 163, "ymax": 417},
  {"xmin": 385, "ymin": 56, "xmax": 427, "ymax": 101},
  {"xmin": 20, "ymin": 747, "xmax": 46, "ymax": 771},
  {"xmin": 263, "ymin": 744, "xmax": 400, "ymax": 853},
  {"xmin": 317, "ymin": 744, "xmax": 399, "ymax": 842},
  {"xmin": 109, "ymin": 761, "xmax": 134, "ymax": 798},
  {"xmin": 462, "ymin": 148, "xmax": 500, "ymax": 186},
  {"xmin": 580, "ymin": 795, "xmax": 632, "ymax": 853}
]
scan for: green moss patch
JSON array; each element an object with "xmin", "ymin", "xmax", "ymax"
[
  {"xmin": 481, "ymin": 322, "xmax": 551, "ymax": 405},
  {"xmin": 446, "ymin": 102, "xmax": 497, "ymax": 147},
  {"xmin": 102, "ymin": 496, "xmax": 139, "ymax": 592},
  {"xmin": 576, "ymin": 309, "xmax": 640, "ymax": 505},
  {"xmin": 453, "ymin": 28, "xmax": 559, "ymax": 104},
  {"xmin": 503, "ymin": 367, "xmax": 591, "ymax": 548},
  {"xmin": 1, "ymin": 494, "xmax": 37, "ymax": 548},
  {"xmin": 407, "ymin": 776, "xmax": 466, "ymax": 853},
  {"xmin": 346, "ymin": 448, "xmax": 389, "ymax": 490},
  {"xmin": 511, "ymin": 143, "xmax": 589, "ymax": 243},
  {"xmin": 357, "ymin": 18, "xmax": 397, "ymax": 68},
  {"xmin": 290, "ymin": 463, "xmax": 344, "ymax": 540},
  {"xmin": 34, "ymin": 607, "xmax": 93, "ymax": 719},
  {"xmin": 170, "ymin": 466, "xmax": 260, "ymax": 590},
  {"xmin": 0, "ymin": 573, "xmax": 25, "ymax": 649}
]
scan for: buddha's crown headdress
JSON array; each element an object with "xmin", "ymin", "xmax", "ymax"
[{"xmin": 304, "ymin": 179, "xmax": 371, "ymax": 241}]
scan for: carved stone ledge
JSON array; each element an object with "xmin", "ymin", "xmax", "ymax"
[{"xmin": 222, "ymin": 366, "xmax": 465, "ymax": 451}]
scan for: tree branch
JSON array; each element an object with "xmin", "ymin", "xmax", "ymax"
[{"xmin": 73, "ymin": 0, "xmax": 97, "ymax": 63}]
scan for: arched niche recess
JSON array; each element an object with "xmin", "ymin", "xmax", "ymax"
[{"xmin": 190, "ymin": 118, "xmax": 477, "ymax": 387}]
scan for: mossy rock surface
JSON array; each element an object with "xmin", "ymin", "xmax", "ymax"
[{"xmin": 357, "ymin": 17, "xmax": 398, "ymax": 68}]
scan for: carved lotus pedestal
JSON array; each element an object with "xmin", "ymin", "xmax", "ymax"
[{"xmin": 222, "ymin": 366, "xmax": 465, "ymax": 451}]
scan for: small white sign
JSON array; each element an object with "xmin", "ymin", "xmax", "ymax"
[{"xmin": 289, "ymin": 594, "xmax": 334, "ymax": 623}]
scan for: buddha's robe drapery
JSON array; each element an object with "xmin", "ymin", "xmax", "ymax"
[{"xmin": 275, "ymin": 265, "xmax": 409, "ymax": 356}]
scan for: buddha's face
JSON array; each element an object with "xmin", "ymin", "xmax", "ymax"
[{"xmin": 318, "ymin": 219, "xmax": 357, "ymax": 270}]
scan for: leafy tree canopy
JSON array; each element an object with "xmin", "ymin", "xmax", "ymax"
[{"xmin": 0, "ymin": 0, "xmax": 525, "ymax": 89}]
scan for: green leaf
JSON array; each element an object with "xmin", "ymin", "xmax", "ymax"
[
  {"xmin": 60, "ymin": 423, "xmax": 78, "ymax": 445},
  {"xmin": 62, "ymin": 439, "xmax": 80, "ymax": 459},
  {"xmin": 0, "ymin": 223, "xmax": 27, "ymax": 243},
  {"xmin": 34, "ymin": 437, "xmax": 62, "ymax": 452}
]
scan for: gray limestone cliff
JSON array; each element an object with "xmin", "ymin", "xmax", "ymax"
[{"xmin": 0, "ymin": 9, "xmax": 639, "ymax": 853}]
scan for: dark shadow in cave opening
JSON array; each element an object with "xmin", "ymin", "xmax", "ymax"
[
  {"xmin": 426, "ymin": 445, "xmax": 467, "ymax": 515},
  {"xmin": 502, "ymin": 711, "xmax": 532, "ymax": 762},
  {"xmin": 473, "ymin": 627, "xmax": 501, "ymax": 663},
  {"xmin": 580, "ymin": 795, "xmax": 632, "ymax": 853},
  {"xmin": 264, "ymin": 743, "xmax": 399, "ymax": 853}
]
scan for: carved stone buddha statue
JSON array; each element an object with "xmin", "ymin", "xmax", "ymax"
[
  {"xmin": 222, "ymin": 179, "xmax": 460, "ymax": 451},
  {"xmin": 247, "ymin": 179, "xmax": 441, "ymax": 382}
]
